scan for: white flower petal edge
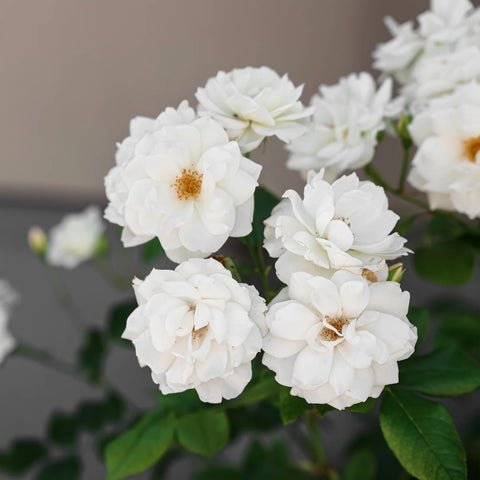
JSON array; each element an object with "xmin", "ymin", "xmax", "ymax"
[
  {"xmin": 263, "ymin": 271, "xmax": 416, "ymax": 409},
  {"xmin": 408, "ymin": 82, "xmax": 480, "ymax": 219},
  {"xmin": 287, "ymin": 72, "xmax": 402, "ymax": 179},
  {"xmin": 46, "ymin": 206, "xmax": 105, "ymax": 269},
  {"xmin": 264, "ymin": 170, "xmax": 410, "ymax": 284},
  {"xmin": 105, "ymin": 103, "xmax": 262, "ymax": 262},
  {"xmin": 122, "ymin": 258, "xmax": 267, "ymax": 403},
  {"xmin": 0, "ymin": 280, "xmax": 18, "ymax": 364},
  {"xmin": 196, "ymin": 66, "xmax": 314, "ymax": 154}
]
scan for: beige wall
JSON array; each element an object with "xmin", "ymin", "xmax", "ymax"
[{"xmin": 0, "ymin": 0, "xmax": 426, "ymax": 202}]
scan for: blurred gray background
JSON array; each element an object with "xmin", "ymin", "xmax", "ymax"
[{"xmin": 1, "ymin": 0, "xmax": 479, "ymax": 479}]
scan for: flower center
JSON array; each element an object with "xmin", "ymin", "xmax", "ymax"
[
  {"xmin": 319, "ymin": 317, "xmax": 350, "ymax": 342},
  {"xmin": 172, "ymin": 168, "xmax": 203, "ymax": 200},
  {"xmin": 191, "ymin": 325, "xmax": 208, "ymax": 343},
  {"xmin": 463, "ymin": 136, "xmax": 480, "ymax": 163}
]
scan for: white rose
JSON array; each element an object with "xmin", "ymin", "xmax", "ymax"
[
  {"xmin": 408, "ymin": 81, "xmax": 480, "ymax": 219},
  {"xmin": 286, "ymin": 73, "xmax": 402, "ymax": 179},
  {"xmin": 373, "ymin": 17, "xmax": 424, "ymax": 84},
  {"xmin": 196, "ymin": 66, "xmax": 314, "ymax": 153},
  {"xmin": 46, "ymin": 206, "xmax": 105, "ymax": 269},
  {"xmin": 373, "ymin": 0, "xmax": 478, "ymax": 85},
  {"xmin": 403, "ymin": 45, "xmax": 480, "ymax": 112},
  {"xmin": 122, "ymin": 258, "xmax": 267, "ymax": 403},
  {"xmin": 263, "ymin": 271, "xmax": 417, "ymax": 409},
  {"xmin": 264, "ymin": 171, "xmax": 409, "ymax": 284},
  {"xmin": 105, "ymin": 114, "xmax": 261, "ymax": 262},
  {"xmin": 114, "ymin": 100, "xmax": 197, "ymax": 167},
  {"xmin": 0, "ymin": 281, "xmax": 18, "ymax": 364},
  {"xmin": 105, "ymin": 101, "xmax": 198, "ymax": 227}
]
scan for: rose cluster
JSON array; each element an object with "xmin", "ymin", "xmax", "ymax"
[
  {"xmin": 374, "ymin": 0, "xmax": 480, "ymax": 219},
  {"xmin": 102, "ymin": 66, "xmax": 417, "ymax": 408}
]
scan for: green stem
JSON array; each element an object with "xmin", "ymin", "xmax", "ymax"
[
  {"xmin": 305, "ymin": 409, "xmax": 326, "ymax": 464},
  {"xmin": 44, "ymin": 267, "xmax": 86, "ymax": 332},
  {"xmin": 244, "ymin": 239, "xmax": 275, "ymax": 303},
  {"xmin": 92, "ymin": 256, "xmax": 131, "ymax": 290},
  {"xmin": 13, "ymin": 344, "xmax": 139, "ymax": 411},
  {"xmin": 397, "ymin": 144, "xmax": 411, "ymax": 194},
  {"xmin": 364, "ymin": 164, "xmax": 429, "ymax": 210}
]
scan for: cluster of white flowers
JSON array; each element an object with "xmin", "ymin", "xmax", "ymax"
[
  {"xmin": 287, "ymin": 73, "xmax": 402, "ymax": 180},
  {"xmin": 262, "ymin": 170, "xmax": 416, "ymax": 408},
  {"xmin": 374, "ymin": 0, "xmax": 480, "ymax": 219},
  {"xmin": 374, "ymin": 0, "xmax": 480, "ymax": 111},
  {"xmin": 46, "ymin": 206, "xmax": 105, "ymax": 269},
  {"xmin": 108, "ymin": 66, "xmax": 417, "ymax": 408},
  {"xmin": 105, "ymin": 67, "xmax": 312, "ymax": 261},
  {"xmin": 0, "ymin": 280, "xmax": 18, "ymax": 365}
]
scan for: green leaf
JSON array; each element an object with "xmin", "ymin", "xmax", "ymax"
[
  {"xmin": 408, "ymin": 306, "xmax": 429, "ymax": 347},
  {"xmin": 346, "ymin": 397, "xmax": 376, "ymax": 413},
  {"xmin": 154, "ymin": 389, "xmax": 201, "ymax": 414},
  {"xmin": 36, "ymin": 455, "xmax": 80, "ymax": 480},
  {"xmin": 108, "ymin": 301, "xmax": 136, "ymax": 342},
  {"xmin": 141, "ymin": 238, "xmax": 164, "ymax": 262},
  {"xmin": 0, "ymin": 439, "xmax": 47, "ymax": 474},
  {"xmin": 242, "ymin": 186, "xmax": 279, "ymax": 247},
  {"xmin": 399, "ymin": 347, "xmax": 480, "ymax": 397},
  {"xmin": 78, "ymin": 328, "xmax": 108, "ymax": 383},
  {"xmin": 427, "ymin": 212, "xmax": 466, "ymax": 241},
  {"xmin": 76, "ymin": 401, "xmax": 107, "ymax": 432},
  {"xmin": 48, "ymin": 413, "xmax": 77, "ymax": 446},
  {"xmin": 344, "ymin": 447, "xmax": 377, "ymax": 480},
  {"xmin": 380, "ymin": 388, "xmax": 466, "ymax": 480},
  {"xmin": 414, "ymin": 240, "xmax": 474, "ymax": 286},
  {"xmin": 106, "ymin": 410, "xmax": 175, "ymax": 480},
  {"xmin": 177, "ymin": 410, "xmax": 229, "ymax": 456},
  {"xmin": 278, "ymin": 391, "xmax": 310, "ymax": 425},
  {"xmin": 435, "ymin": 308, "xmax": 480, "ymax": 354},
  {"xmin": 103, "ymin": 392, "xmax": 126, "ymax": 423},
  {"xmin": 236, "ymin": 374, "xmax": 281, "ymax": 406}
]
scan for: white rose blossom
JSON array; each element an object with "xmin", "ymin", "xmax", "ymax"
[
  {"xmin": 263, "ymin": 270, "xmax": 417, "ymax": 409},
  {"xmin": 122, "ymin": 258, "xmax": 267, "ymax": 403},
  {"xmin": 373, "ymin": 0, "xmax": 478, "ymax": 85},
  {"xmin": 196, "ymin": 66, "xmax": 314, "ymax": 154},
  {"xmin": 264, "ymin": 170, "xmax": 409, "ymax": 284},
  {"xmin": 286, "ymin": 73, "xmax": 402, "ymax": 179},
  {"xmin": 403, "ymin": 45, "xmax": 480, "ymax": 112},
  {"xmin": 408, "ymin": 82, "xmax": 480, "ymax": 219},
  {"xmin": 105, "ymin": 101, "xmax": 197, "ymax": 227},
  {"xmin": 0, "ymin": 280, "xmax": 18, "ymax": 364},
  {"xmin": 104, "ymin": 109, "xmax": 262, "ymax": 262},
  {"xmin": 46, "ymin": 206, "xmax": 105, "ymax": 269}
]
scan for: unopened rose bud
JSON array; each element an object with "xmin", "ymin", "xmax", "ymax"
[
  {"xmin": 388, "ymin": 262, "xmax": 405, "ymax": 283},
  {"xmin": 28, "ymin": 226, "xmax": 47, "ymax": 258}
]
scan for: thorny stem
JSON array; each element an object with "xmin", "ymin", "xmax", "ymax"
[{"xmin": 13, "ymin": 343, "xmax": 139, "ymax": 411}]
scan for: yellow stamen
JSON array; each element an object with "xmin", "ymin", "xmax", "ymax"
[
  {"xmin": 463, "ymin": 136, "xmax": 480, "ymax": 163},
  {"xmin": 319, "ymin": 317, "xmax": 350, "ymax": 342},
  {"xmin": 172, "ymin": 168, "xmax": 203, "ymax": 200}
]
